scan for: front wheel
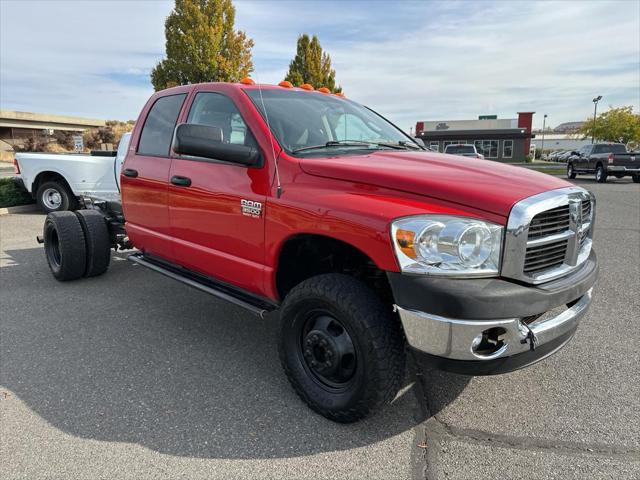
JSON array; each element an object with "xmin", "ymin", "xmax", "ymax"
[
  {"xmin": 595, "ymin": 165, "xmax": 607, "ymax": 183},
  {"xmin": 633, "ymin": 175, "xmax": 640, "ymax": 183},
  {"xmin": 567, "ymin": 163, "xmax": 577, "ymax": 179},
  {"xmin": 278, "ymin": 274, "xmax": 405, "ymax": 423}
]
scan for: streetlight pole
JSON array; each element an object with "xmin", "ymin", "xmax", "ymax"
[
  {"xmin": 541, "ymin": 114, "xmax": 547, "ymax": 159},
  {"xmin": 592, "ymin": 95, "xmax": 602, "ymax": 144}
]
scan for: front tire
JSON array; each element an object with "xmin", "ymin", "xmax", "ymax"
[
  {"xmin": 595, "ymin": 164, "xmax": 607, "ymax": 183},
  {"xmin": 633, "ymin": 175, "xmax": 640, "ymax": 183},
  {"xmin": 36, "ymin": 180, "xmax": 77, "ymax": 213},
  {"xmin": 278, "ymin": 274, "xmax": 405, "ymax": 423},
  {"xmin": 567, "ymin": 163, "xmax": 577, "ymax": 179}
]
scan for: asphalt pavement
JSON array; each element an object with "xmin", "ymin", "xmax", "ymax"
[{"xmin": 1, "ymin": 178, "xmax": 639, "ymax": 479}]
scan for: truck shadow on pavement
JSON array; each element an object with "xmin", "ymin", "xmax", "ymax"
[{"xmin": 1, "ymin": 247, "xmax": 470, "ymax": 459}]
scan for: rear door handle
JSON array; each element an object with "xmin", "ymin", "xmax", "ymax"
[
  {"xmin": 171, "ymin": 175, "xmax": 192, "ymax": 187},
  {"xmin": 123, "ymin": 168, "xmax": 138, "ymax": 178}
]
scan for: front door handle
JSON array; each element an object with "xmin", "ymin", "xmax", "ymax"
[
  {"xmin": 123, "ymin": 168, "xmax": 138, "ymax": 178},
  {"xmin": 171, "ymin": 175, "xmax": 192, "ymax": 187}
]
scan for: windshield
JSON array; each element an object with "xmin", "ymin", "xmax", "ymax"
[
  {"xmin": 445, "ymin": 145, "xmax": 475, "ymax": 154},
  {"xmin": 245, "ymin": 89, "xmax": 415, "ymax": 155}
]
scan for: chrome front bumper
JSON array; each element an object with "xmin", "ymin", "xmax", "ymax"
[{"xmin": 396, "ymin": 288, "xmax": 592, "ymax": 362}]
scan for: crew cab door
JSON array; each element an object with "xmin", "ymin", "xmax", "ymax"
[
  {"xmin": 121, "ymin": 92, "xmax": 188, "ymax": 261},
  {"xmin": 168, "ymin": 88, "xmax": 270, "ymax": 296},
  {"xmin": 575, "ymin": 145, "xmax": 590, "ymax": 170}
]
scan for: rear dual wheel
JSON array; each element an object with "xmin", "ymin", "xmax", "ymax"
[{"xmin": 43, "ymin": 210, "xmax": 111, "ymax": 281}]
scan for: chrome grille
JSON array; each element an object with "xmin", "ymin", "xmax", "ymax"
[
  {"xmin": 524, "ymin": 238, "xmax": 569, "ymax": 273},
  {"xmin": 502, "ymin": 187, "xmax": 595, "ymax": 284},
  {"xmin": 527, "ymin": 205, "xmax": 570, "ymax": 239}
]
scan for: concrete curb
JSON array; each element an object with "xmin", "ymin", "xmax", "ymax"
[{"xmin": 0, "ymin": 204, "xmax": 40, "ymax": 216}]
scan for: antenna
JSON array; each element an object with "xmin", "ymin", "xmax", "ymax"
[{"xmin": 255, "ymin": 74, "xmax": 282, "ymax": 198}]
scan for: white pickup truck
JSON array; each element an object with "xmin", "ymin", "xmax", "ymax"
[{"xmin": 14, "ymin": 133, "xmax": 130, "ymax": 213}]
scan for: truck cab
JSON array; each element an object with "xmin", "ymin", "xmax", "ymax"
[{"xmin": 42, "ymin": 81, "xmax": 598, "ymax": 422}]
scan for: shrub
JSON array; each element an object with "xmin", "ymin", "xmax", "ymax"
[{"xmin": 0, "ymin": 177, "xmax": 34, "ymax": 208}]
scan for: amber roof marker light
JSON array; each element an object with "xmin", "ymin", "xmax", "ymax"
[
  {"xmin": 240, "ymin": 77, "xmax": 255, "ymax": 85},
  {"xmin": 334, "ymin": 92, "xmax": 346, "ymax": 98},
  {"xmin": 300, "ymin": 83, "xmax": 314, "ymax": 91},
  {"xmin": 318, "ymin": 87, "xmax": 331, "ymax": 94},
  {"xmin": 278, "ymin": 80, "xmax": 293, "ymax": 88}
]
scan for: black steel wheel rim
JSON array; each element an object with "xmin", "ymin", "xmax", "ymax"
[{"xmin": 299, "ymin": 309, "xmax": 358, "ymax": 391}]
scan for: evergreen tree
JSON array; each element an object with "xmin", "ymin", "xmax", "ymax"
[{"xmin": 285, "ymin": 34, "xmax": 341, "ymax": 92}]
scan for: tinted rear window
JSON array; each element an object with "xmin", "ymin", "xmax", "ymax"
[
  {"xmin": 594, "ymin": 144, "xmax": 626, "ymax": 154},
  {"xmin": 446, "ymin": 145, "xmax": 475, "ymax": 154},
  {"xmin": 137, "ymin": 94, "xmax": 186, "ymax": 156}
]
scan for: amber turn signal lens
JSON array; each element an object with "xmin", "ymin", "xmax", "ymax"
[
  {"xmin": 240, "ymin": 77, "xmax": 255, "ymax": 85},
  {"xmin": 279, "ymin": 80, "xmax": 293, "ymax": 88},
  {"xmin": 300, "ymin": 83, "xmax": 314, "ymax": 91},
  {"xmin": 318, "ymin": 87, "xmax": 331, "ymax": 94},
  {"xmin": 395, "ymin": 229, "xmax": 416, "ymax": 258}
]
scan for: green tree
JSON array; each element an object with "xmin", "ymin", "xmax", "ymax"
[
  {"xmin": 578, "ymin": 106, "xmax": 640, "ymax": 148},
  {"xmin": 285, "ymin": 34, "xmax": 341, "ymax": 92},
  {"xmin": 151, "ymin": 0, "xmax": 254, "ymax": 91}
]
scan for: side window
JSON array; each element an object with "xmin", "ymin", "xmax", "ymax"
[
  {"xmin": 137, "ymin": 94, "xmax": 186, "ymax": 156},
  {"xmin": 187, "ymin": 92, "xmax": 256, "ymax": 147}
]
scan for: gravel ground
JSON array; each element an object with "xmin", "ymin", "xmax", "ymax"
[{"xmin": 1, "ymin": 177, "xmax": 638, "ymax": 479}]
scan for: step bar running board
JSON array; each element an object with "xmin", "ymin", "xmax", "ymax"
[{"xmin": 128, "ymin": 253, "xmax": 278, "ymax": 318}]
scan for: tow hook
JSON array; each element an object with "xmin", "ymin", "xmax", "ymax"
[{"xmin": 36, "ymin": 235, "xmax": 44, "ymax": 244}]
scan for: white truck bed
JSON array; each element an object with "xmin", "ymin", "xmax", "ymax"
[{"xmin": 15, "ymin": 133, "xmax": 130, "ymax": 207}]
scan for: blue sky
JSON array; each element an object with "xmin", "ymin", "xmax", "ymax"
[{"xmin": 1, "ymin": 0, "xmax": 638, "ymax": 132}]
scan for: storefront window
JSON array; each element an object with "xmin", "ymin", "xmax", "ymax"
[{"xmin": 503, "ymin": 140, "xmax": 513, "ymax": 158}]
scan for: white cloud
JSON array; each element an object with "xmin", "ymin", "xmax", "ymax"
[{"xmin": 1, "ymin": 0, "xmax": 638, "ymax": 131}]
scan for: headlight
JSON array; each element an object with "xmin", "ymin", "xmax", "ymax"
[{"xmin": 391, "ymin": 215, "xmax": 503, "ymax": 276}]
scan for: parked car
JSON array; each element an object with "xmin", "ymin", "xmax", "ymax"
[
  {"xmin": 567, "ymin": 143, "xmax": 639, "ymax": 183},
  {"xmin": 548, "ymin": 151, "xmax": 561, "ymax": 162},
  {"xmin": 14, "ymin": 133, "xmax": 131, "ymax": 213},
  {"xmin": 40, "ymin": 81, "xmax": 598, "ymax": 422},
  {"xmin": 443, "ymin": 143, "xmax": 484, "ymax": 159},
  {"xmin": 558, "ymin": 151, "xmax": 573, "ymax": 162}
]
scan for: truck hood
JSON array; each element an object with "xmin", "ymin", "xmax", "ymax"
[{"xmin": 298, "ymin": 151, "xmax": 571, "ymax": 217}]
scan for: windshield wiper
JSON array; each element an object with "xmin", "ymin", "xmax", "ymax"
[
  {"xmin": 292, "ymin": 140, "xmax": 407, "ymax": 154},
  {"xmin": 377, "ymin": 141, "xmax": 423, "ymax": 151}
]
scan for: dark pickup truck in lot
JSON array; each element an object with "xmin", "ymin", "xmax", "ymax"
[
  {"xmin": 39, "ymin": 80, "xmax": 598, "ymax": 422},
  {"xmin": 567, "ymin": 143, "xmax": 639, "ymax": 183}
]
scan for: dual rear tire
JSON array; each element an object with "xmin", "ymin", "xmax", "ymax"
[{"xmin": 44, "ymin": 210, "xmax": 111, "ymax": 281}]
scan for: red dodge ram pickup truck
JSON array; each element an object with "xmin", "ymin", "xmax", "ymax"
[{"xmin": 41, "ymin": 80, "xmax": 598, "ymax": 422}]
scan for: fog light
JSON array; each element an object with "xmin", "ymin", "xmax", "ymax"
[{"xmin": 471, "ymin": 327, "xmax": 508, "ymax": 359}]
